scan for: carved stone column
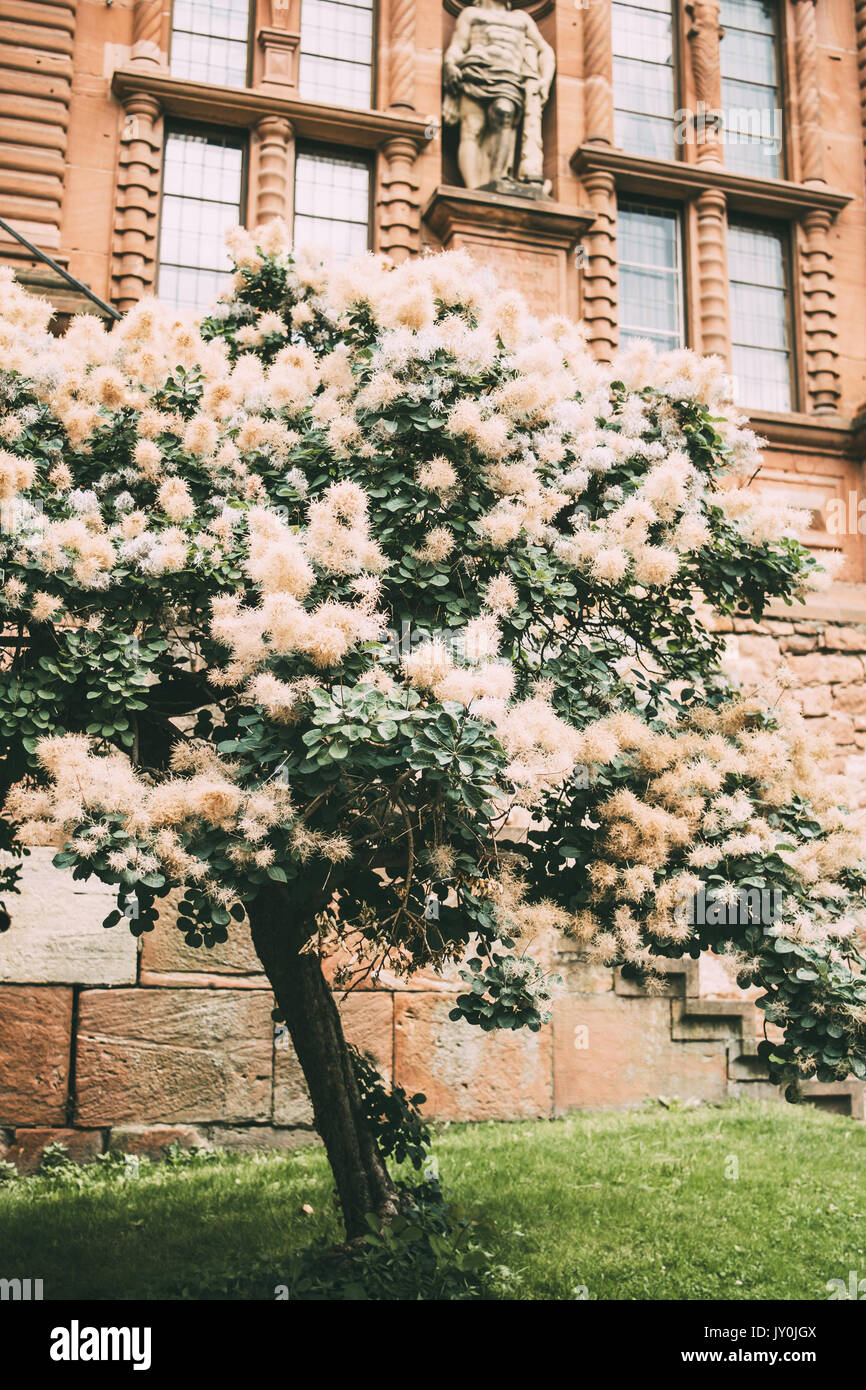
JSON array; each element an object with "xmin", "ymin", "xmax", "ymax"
[
  {"xmin": 695, "ymin": 187, "xmax": 730, "ymax": 362},
  {"xmin": 130, "ymin": 0, "xmax": 168, "ymax": 70},
  {"xmin": 801, "ymin": 208, "xmax": 841, "ymax": 413},
  {"xmin": 376, "ymin": 137, "xmax": 421, "ymax": 262},
  {"xmin": 686, "ymin": 0, "xmax": 724, "ymax": 165},
  {"xmin": 792, "ymin": 0, "xmax": 838, "ymax": 412},
  {"xmin": 581, "ymin": 168, "xmax": 617, "ymax": 360},
  {"xmin": 583, "ymin": 0, "xmax": 614, "ymax": 144},
  {"xmin": 793, "ymin": 0, "xmax": 823, "ymax": 185},
  {"xmin": 387, "ymin": 0, "xmax": 416, "ymax": 111},
  {"xmin": 255, "ymin": 116, "xmax": 294, "ymax": 226},
  {"xmin": 111, "ymin": 92, "xmax": 163, "ymax": 310}
]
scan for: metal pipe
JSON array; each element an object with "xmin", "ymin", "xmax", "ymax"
[{"xmin": 0, "ymin": 216, "xmax": 121, "ymax": 321}]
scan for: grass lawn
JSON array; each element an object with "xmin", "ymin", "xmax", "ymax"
[{"xmin": 1, "ymin": 1098, "xmax": 863, "ymax": 1300}]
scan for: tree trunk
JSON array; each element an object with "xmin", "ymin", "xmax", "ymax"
[{"xmin": 247, "ymin": 881, "xmax": 398, "ymax": 1240}]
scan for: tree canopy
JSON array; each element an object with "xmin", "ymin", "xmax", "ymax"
[{"xmin": 1, "ymin": 222, "xmax": 865, "ymax": 1128}]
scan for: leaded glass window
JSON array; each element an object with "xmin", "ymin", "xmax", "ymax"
[
  {"xmin": 618, "ymin": 203, "xmax": 684, "ymax": 351},
  {"xmin": 158, "ymin": 129, "xmax": 245, "ymax": 311},
  {"xmin": 170, "ymin": 0, "xmax": 250, "ymax": 88},
  {"xmin": 729, "ymin": 220, "xmax": 793, "ymax": 412},
  {"xmin": 720, "ymin": 0, "xmax": 782, "ymax": 176},
  {"xmin": 298, "ymin": 0, "xmax": 374, "ymax": 109},
  {"xmin": 613, "ymin": 0, "xmax": 677, "ymax": 160},
  {"xmin": 293, "ymin": 150, "xmax": 371, "ymax": 260}
]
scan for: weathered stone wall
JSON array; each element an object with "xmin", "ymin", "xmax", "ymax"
[{"xmin": 3, "ymin": 591, "xmax": 865, "ymax": 1170}]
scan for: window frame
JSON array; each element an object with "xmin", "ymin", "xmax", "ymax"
[
  {"xmin": 726, "ymin": 211, "xmax": 799, "ymax": 415},
  {"xmin": 167, "ymin": 0, "xmax": 255, "ymax": 90},
  {"xmin": 156, "ymin": 120, "xmax": 249, "ymax": 311},
  {"xmin": 718, "ymin": 0, "xmax": 787, "ymax": 181},
  {"xmin": 616, "ymin": 197, "xmax": 689, "ymax": 351},
  {"xmin": 297, "ymin": 0, "xmax": 379, "ymax": 111},
  {"xmin": 292, "ymin": 141, "xmax": 375, "ymax": 258}
]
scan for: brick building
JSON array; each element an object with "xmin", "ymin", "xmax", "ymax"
[{"xmin": 2, "ymin": 0, "xmax": 866, "ymax": 1165}]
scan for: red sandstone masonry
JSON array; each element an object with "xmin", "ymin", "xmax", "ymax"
[{"xmin": 0, "ymin": 985, "xmax": 73, "ymax": 1127}]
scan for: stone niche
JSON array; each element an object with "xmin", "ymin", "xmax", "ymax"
[{"xmin": 423, "ymin": 184, "xmax": 595, "ymax": 318}]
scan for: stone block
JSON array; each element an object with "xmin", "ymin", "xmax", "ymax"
[
  {"xmin": 823, "ymin": 627, "xmax": 866, "ymax": 652},
  {"xmin": 0, "ymin": 986, "xmax": 73, "ymax": 1126},
  {"xmin": 394, "ymin": 993, "xmax": 552, "ymax": 1121},
  {"xmin": 552, "ymin": 995, "xmax": 727, "ymax": 1113},
  {"xmin": 788, "ymin": 653, "xmax": 864, "ymax": 685},
  {"xmin": 108, "ymin": 1124, "xmax": 211, "ymax": 1158},
  {"xmin": 6, "ymin": 1127, "xmax": 104, "ymax": 1175},
  {"xmin": 0, "ymin": 847, "xmax": 137, "ymax": 985},
  {"xmin": 833, "ymin": 684, "xmax": 866, "ymax": 715},
  {"xmin": 208, "ymin": 1125, "xmax": 320, "ymax": 1153},
  {"xmin": 798, "ymin": 685, "xmax": 833, "ymax": 717},
  {"xmin": 75, "ymin": 987, "xmax": 274, "ymax": 1126},
  {"xmin": 139, "ymin": 891, "xmax": 262, "ymax": 976}
]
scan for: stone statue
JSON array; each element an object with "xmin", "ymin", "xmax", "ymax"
[{"xmin": 443, "ymin": 0, "xmax": 555, "ymax": 196}]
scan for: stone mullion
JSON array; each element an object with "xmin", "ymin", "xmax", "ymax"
[
  {"xmin": 580, "ymin": 3, "xmax": 616, "ymax": 359},
  {"xmin": 375, "ymin": 137, "xmax": 421, "ymax": 263},
  {"xmin": 130, "ymin": 0, "xmax": 169, "ymax": 70},
  {"xmin": 695, "ymin": 188, "xmax": 730, "ymax": 364},
  {"xmin": 793, "ymin": 0, "xmax": 823, "ymax": 185},
  {"xmin": 686, "ymin": 0, "xmax": 724, "ymax": 166},
  {"xmin": 581, "ymin": 169, "xmax": 617, "ymax": 361},
  {"xmin": 583, "ymin": 0, "xmax": 614, "ymax": 144},
  {"xmin": 386, "ymin": 0, "xmax": 416, "ymax": 111},
  {"xmin": 254, "ymin": 115, "xmax": 295, "ymax": 227},
  {"xmin": 111, "ymin": 92, "xmax": 163, "ymax": 310},
  {"xmin": 800, "ymin": 208, "xmax": 840, "ymax": 413},
  {"xmin": 792, "ymin": 0, "xmax": 839, "ymax": 413}
]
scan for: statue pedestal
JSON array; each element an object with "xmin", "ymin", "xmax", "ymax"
[{"xmin": 422, "ymin": 185, "xmax": 596, "ymax": 317}]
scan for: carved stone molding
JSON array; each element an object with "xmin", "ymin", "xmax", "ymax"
[
  {"xmin": 387, "ymin": 0, "xmax": 416, "ymax": 111},
  {"xmin": 111, "ymin": 92, "xmax": 163, "ymax": 310},
  {"xmin": 111, "ymin": 69, "xmax": 431, "ymax": 149},
  {"xmin": 423, "ymin": 184, "xmax": 594, "ymax": 316},
  {"xmin": 583, "ymin": 0, "xmax": 614, "ymax": 145},
  {"xmin": 443, "ymin": 0, "xmax": 554, "ymax": 17},
  {"xmin": 800, "ymin": 207, "xmax": 841, "ymax": 414},
  {"xmin": 571, "ymin": 144, "xmax": 851, "ymax": 218},
  {"xmin": 686, "ymin": 0, "xmax": 723, "ymax": 166},
  {"xmin": 695, "ymin": 186, "xmax": 730, "ymax": 361},
  {"xmin": 580, "ymin": 168, "xmax": 617, "ymax": 359},
  {"xmin": 131, "ymin": 0, "xmax": 168, "ymax": 70},
  {"xmin": 255, "ymin": 115, "xmax": 294, "ymax": 225},
  {"xmin": 793, "ymin": 0, "xmax": 823, "ymax": 185},
  {"xmin": 0, "ymin": 0, "xmax": 77, "ymax": 252},
  {"xmin": 258, "ymin": 27, "xmax": 300, "ymax": 92},
  {"xmin": 376, "ymin": 136, "xmax": 422, "ymax": 262}
]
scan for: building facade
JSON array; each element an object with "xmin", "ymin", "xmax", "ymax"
[{"xmin": 2, "ymin": 0, "xmax": 866, "ymax": 1163}]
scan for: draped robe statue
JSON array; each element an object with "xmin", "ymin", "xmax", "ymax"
[{"xmin": 443, "ymin": 0, "xmax": 555, "ymax": 195}]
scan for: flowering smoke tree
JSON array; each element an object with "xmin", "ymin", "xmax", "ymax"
[{"xmin": 2, "ymin": 223, "xmax": 866, "ymax": 1237}]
